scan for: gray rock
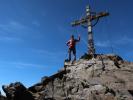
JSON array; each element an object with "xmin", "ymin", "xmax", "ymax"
[{"xmin": 2, "ymin": 54, "xmax": 133, "ymax": 100}]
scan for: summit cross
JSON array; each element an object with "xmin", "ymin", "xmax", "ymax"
[{"xmin": 71, "ymin": 5, "xmax": 109, "ymax": 55}]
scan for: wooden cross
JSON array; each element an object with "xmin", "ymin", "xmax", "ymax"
[{"xmin": 71, "ymin": 5, "xmax": 109, "ymax": 55}]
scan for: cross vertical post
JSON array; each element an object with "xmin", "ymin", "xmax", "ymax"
[{"xmin": 86, "ymin": 5, "xmax": 95, "ymax": 55}]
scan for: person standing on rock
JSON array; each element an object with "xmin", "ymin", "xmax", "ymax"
[{"xmin": 66, "ymin": 34, "xmax": 80, "ymax": 62}]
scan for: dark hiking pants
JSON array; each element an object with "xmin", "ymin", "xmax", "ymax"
[{"xmin": 68, "ymin": 48, "xmax": 76, "ymax": 61}]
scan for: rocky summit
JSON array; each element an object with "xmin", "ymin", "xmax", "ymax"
[{"xmin": 1, "ymin": 54, "xmax": 133, "ymax": 100}]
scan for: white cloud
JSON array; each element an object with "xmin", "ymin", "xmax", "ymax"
[
  {"xmin": 0, "ymin": 20, "xmax": 37, "ymax": 42},
  {"xmin": 0, "ymin": 36, "xmax": 21, "ymax": 42},
  {"xmin": 11, "ymin": 62, "xmax": 44, "ymax": 69},
  {"xmin": 0, "ymin": 21, "xmax": 26, "ymax": 33},
  {"xmin": 0, "ymin": 21, "xmax": 27, "ymax": 42},
  {"xmin": 0, "ymin": 61, "xmax": 45, "ymax": 69},
  {"xmin": 95, "ymin": 36, "xmax": 133, "ymax": 48},
  {"xmin": 35, "ymin": 49, "xmax": 65, "ymax": 57},
  {"xmin": 95, "ymin": 41, "xmax": 110, "ymax": 47},
  {"xmin": 34, "ymin": 49, "xmax": 66, "ymax": 62},
  {"xmin": 114, "ymin": 36, "xmax": 133, "ymax": 45}
]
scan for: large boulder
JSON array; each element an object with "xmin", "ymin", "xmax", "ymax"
[{"xmin": 2, "ymin": 82, "xmax": 34, "ymax": 100}]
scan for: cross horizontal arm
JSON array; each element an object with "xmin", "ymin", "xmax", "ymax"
[
  {"xmin": 71, "ymin": 18, "xmax": 87, "ymax": 27},
  {"xmin": 71, "ymin": 12, "xmax": 109, "ymax": 27},
  {"xmin": 90, "ymin": 12, "xmax": 109, "ymax": 21}
]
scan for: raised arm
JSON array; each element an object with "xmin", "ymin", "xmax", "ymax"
[{"xmin": 75, "ymin": 34, "xmax": 80, "ymax": 42}]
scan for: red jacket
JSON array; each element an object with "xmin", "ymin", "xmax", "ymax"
[{"xmin": 67, "ymin": 37, "xmax": 80, "ymax": 49}]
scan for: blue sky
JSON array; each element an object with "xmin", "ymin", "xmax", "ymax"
[{"xmin": 0, "ymin": 0, "xmax": 133, "ymax": 94}]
